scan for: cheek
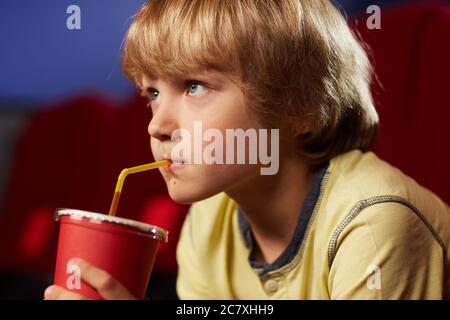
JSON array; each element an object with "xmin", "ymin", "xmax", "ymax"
[{"xmin": 200, "ymin": 94, "xmax": 260, "ymax": 132}]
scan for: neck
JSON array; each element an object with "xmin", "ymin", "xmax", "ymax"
[{"xmin": 225, "ymin": 153, "xmax": 313, "ymax": 264}]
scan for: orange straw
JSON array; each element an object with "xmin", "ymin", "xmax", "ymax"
[{"xmin": 108, "ymin": 160, "xmax": 171, "ymax": 216}]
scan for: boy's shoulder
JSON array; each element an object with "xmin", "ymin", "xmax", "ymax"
[
  {"xmin": 321, "ymin": 149, "xmax": 450, "ymax": 258},
  {"xmin": 326, "ymin": 149, "xmax": 449, "ymax": 213}
]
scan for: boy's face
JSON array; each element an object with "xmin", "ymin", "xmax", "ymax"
[{"xmin": 141, "ymin": 69, "xmax": 264, "ymax": 204}]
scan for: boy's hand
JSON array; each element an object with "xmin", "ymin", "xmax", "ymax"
[{"xmin": 44, "ymin": 258, "xmax": 137, "ymax": 300}]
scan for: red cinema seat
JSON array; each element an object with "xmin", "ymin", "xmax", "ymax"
[{"xmin": 351, "ymin": 1, "xmax": 450, "ymax": 204}]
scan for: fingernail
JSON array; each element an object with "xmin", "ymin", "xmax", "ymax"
[
  {"xmin": 68, "ymin": 258, "xmax": 79, "ymax": 265},
  {"xmin": 44, "ymin": 286, "xmax": 53, "ymax": 298}
]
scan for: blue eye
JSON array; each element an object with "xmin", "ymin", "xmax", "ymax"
[
  {"xmin": 187, "ymin": 81, "xmax": 206, "ymax": 96},
  {"xmin": 150, "ymin": 89, "xmax": 160, "ymax": 101}
]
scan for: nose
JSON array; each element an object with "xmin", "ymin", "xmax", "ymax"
[{"xmin": 148, "ymin": 100, "xmax": 177, "ymax": 142}]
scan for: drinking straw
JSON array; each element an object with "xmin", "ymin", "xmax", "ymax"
[{"xmin": 108, "ymin": 160, "xmax": 171, "ymax": 216}]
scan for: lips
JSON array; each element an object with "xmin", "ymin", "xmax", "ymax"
[
  {"xmin": 161, "ymin": 155, "xmax": 185, "ymax": 164},
  {"xmin": 160, "ymin": 155, "xmax": 187, "ymax": 172}
]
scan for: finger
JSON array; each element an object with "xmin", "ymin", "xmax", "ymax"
[
  {"xmin": 70, "ymin": 258, "xmax": 136, "ymax": 300},
  {"xmin": 44, "ymin": 285, "xmax": 88, "ymax": 300}
]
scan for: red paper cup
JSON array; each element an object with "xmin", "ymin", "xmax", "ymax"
[{"xmin": 53, "ymin": 208, "xmax": 168, "ymax": 300}]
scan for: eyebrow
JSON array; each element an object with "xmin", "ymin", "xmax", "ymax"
[
  {"xmin": 181, "ymin": 69, "xmax": 226, "ymax": 83},
  {"xmin": 140, "ymin": 69, "xmax": 227, "ymax": 92}
]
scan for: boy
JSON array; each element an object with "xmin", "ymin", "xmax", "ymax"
[{"xmin": 45, "ymin": 0, "xmax": 450, "ymax": 299}]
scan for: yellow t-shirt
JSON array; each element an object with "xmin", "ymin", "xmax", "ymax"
[{"xmin": 176, "ymin": 150, "xmax": 450, "ymax": 299}]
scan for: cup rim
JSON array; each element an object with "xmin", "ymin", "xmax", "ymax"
[{"xmin": 55, "ymin": 208, "xmax": 168, "ymax": 242}]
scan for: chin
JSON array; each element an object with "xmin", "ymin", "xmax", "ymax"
[
  {"xmin": 164, "ymin": 180, "xmax": 217, "ymax": 204},
  {"xmin": 167, "ymin": 181, "xmax": 207, "ymax": 204},
  {"xmin": 167, "ymin": 191, "xmax": 199, "ymax": 204}
]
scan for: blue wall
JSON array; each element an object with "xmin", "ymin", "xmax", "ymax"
[{"xmin": 0, "ymin": 0, "xmax": 146, "ymax": 107}]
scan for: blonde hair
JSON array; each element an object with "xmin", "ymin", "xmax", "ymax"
[{"xmin": 122, "ymin": 0, "xmax": 379, "ymax": 165}]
